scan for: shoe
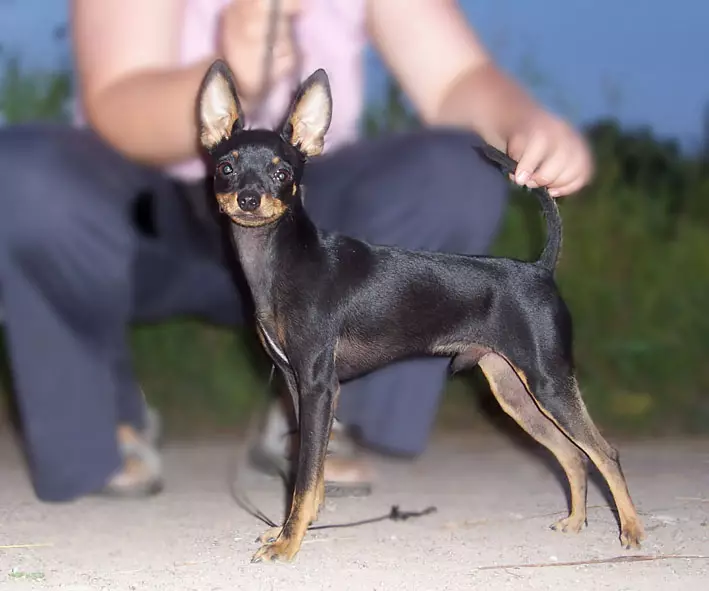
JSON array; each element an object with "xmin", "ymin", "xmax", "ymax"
[
  {"xmin": 96, "ymin": 403, "xmax": 164, "ymax": 499},
  {"xmin": 323, "ymin": 419, "xmax": 372, "ymax": 497},
  {"xmin": 98, "ymin": 424, "xmax": 164, "ymax": 498},
  {"xmin": 142, "ymin": 403, "xmax": 163, "ymax": 448},
  {"xmin": 247, "ymin": 399, "xmax": 293, "ymax": 478},
  {"xmin": 248, "ymin": 401, "xmax": 373, "ymax": 497}
]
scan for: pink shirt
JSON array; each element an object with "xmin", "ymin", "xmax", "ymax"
[
  {"xmin": 73, "ymin": 0, "xmax": 367, "ymax": 180},
  {"xmin": 172, "ymin": 0, "xmax": 367, "ymax": 180}
]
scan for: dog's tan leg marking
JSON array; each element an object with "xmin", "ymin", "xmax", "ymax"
[
  {"xmin": 252, "ymin": 484, "xmax": 323, "ymax": 563},
  {"xmin": 252, "ymin": 382, "xmax": 335, "ymax": 563},
  {"xmin": 255, "ymin": 526, "xmax": 282, "ymax": 545},
  {"xmin": 484, "ymin": 352, "xmax": 644, "ymax": 549},
  {"xmin": 478, "ymin": 353, "xmax": 588, "ymax": 534},
  {"xmin": 253, "ymin": 466, "xmax": 324, "ymax": 546},
  {"xmin": 553, "ymin": 380, "xmax": 645, "ymax": 548}
]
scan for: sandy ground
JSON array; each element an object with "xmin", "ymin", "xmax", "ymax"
[{"xmin": 1, "ymin": 428, "xmax": 708, "ymax": 590}]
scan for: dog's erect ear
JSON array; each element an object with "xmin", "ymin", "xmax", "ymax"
[
  {"xmin": 280, "ymin": 69, "xmax": 332, "ymax": 157},
  {"xmin": 198, "ymin": 59, "xmax": 244, "ymax": 151}
]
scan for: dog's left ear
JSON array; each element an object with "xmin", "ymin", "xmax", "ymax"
[
  {"xmin": 198, "ymin": 59, "xmax": 245, "ymax": 152},
  {"xmin": 280, "ymin": 69, "xmax": 332, "ymax": 157}
]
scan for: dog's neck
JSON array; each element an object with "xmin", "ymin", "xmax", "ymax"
[{"xmin": 230, "ymin": 187, "xmax": 320, "ymax": 316}]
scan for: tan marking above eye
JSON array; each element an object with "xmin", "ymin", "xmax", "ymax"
[
  {"xmin": 272, "ymin": 156, "xmax": 280, "ymax": 164},
  {"xmin": 230, "ymin": 150, "xmax": 239, "ymax": 158}
]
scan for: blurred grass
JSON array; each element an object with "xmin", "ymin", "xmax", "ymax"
[
  {"xmin": 128, "ymin": 322, "xmax": 268, "ymax": 436},
  {"xmin": 487, "ymin": 183, "xmax": 709, "ymax": 435}
]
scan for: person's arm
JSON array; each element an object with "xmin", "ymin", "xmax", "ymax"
[
  {"xmin": 72, "ymin": 0, "xmax": 301, "ymax": 167},
  {"xmin": 72, "ymin": 0, "xmax": 215, "ymax": 166},
  {"xmin": 366, "ymin": 0, "xmax": 593, "ymax": 197}
]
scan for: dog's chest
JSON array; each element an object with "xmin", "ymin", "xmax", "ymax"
[{"xmin": 256, "ymin": 318, "xmax": 289, "ymax": 367}]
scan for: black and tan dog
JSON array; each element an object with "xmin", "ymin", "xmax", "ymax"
[{"xmin": 197, "ymin": 59, "xmax": 644, "ymax": 564}]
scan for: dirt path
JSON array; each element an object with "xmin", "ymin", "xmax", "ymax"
[{"xmin": 1, "ymin": 429, "xmax": 708, "ymax": 590}]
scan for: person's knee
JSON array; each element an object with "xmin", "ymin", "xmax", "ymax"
[
  {"xmin": 0, "ymin": 126, "xmax": 133, "ymax": 299},
  {"xmin": 402, "ymin": 129, "xmax": 509, "ymax": 254},
  {"xmin": 1, "ymin": 127, "xmax": 88, "ymax": 254}
]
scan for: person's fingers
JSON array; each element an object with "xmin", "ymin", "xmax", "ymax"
[
  {"xmin": 259, "ymin": 0, "xmax": 303, "ymax": 15},
  {"xmin": 271, "ymin": 39, "xmax": 294, "ymax": 59},
  {"xmin": 234, "ymin": 0, "xmax": 298, "ymax": 37},
  {"xmin": 506, "ymin": 131, "xmax": 526, "ymax": 164},
  {"xmin": 548, "ymin": 139, "xmax": 594, "ymax": 196},
  {"xmin": 241, "ymin": 12, "xmax": 287, "ymax": 39},
  {"xmin": 270, "ymin": 51, "xmax": 296, "ymax": 79},
  {"xmin": 504, "ymin": 110, "xmax": 595, "ymax": 197},
  {"xmin": 240, "ymin": 0, "xmax": 302, "ymax": 17},
  {"xmin": 546, "ymin": 158, "xmax": 583, "ymax": 196},
  {"xmin": 262, "ymin": 17, "xmax": 295, "ymax": 55},
  {"xmin": 512, "ymin": 130, "xmax": 549, "ymax": 187},
  {"xmin": 279, "ymin": 0, "xmax": 304, "ymax": 16},
  {"xmin": 531, "ymin": 147, "xmax": 569, "ymax": 189},
  {"xmin": 549, "ymin": 176, "xmax": 586, "ymax": 198}
]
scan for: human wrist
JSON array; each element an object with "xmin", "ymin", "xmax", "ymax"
[
  {"xmin": 86, "ymin": 57, "xmax": 221, "ymax": 165},
  {"xmin": 436, "ymin": 61, "xmax": 538, "ymax": 149}
]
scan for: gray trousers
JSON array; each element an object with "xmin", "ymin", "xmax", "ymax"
[{"xmin": 0, "ymin": 124, "xmax": 507, "ymax": 501}]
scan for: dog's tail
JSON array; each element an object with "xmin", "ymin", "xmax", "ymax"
[{"xmin": 475, "ymin": 144, "xmax": 562, "ymax": 274}]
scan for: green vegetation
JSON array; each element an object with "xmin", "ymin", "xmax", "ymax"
[{"xmin": 1, "ymin": 49, "xmax": 708, "ymax": 437}]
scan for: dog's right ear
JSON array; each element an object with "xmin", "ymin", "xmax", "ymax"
[
  {"xmin": 198, "ymin": 59, "xmax": 244, "ymax": 152},
  {"xmin": 280, "ymin": 68, "xmax": 332, "ymax": 158}
]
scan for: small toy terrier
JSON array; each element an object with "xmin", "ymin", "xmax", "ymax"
[{"xmin": 197, "ymin": 59, "xmax": 644, "ymax": 564}]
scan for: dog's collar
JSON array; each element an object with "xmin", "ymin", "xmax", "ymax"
[{"xmin": 256, "ymin": 318, "xmax": 290, "ymax": 367}]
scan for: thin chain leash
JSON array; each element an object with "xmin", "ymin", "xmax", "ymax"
[{"xmin": 227, "ymin": 0, "xmax": 436, "ymax": 532}]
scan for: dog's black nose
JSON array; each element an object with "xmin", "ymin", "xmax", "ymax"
[{"xmin": 237, "ymin": 191, "xmax": 261, "ymax": 212}]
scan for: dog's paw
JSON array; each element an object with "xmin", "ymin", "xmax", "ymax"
[
  {"xmin": 620, "ymin": 520, "xmax": 645, "ymax": 550},
  {"xmin": 254, "ymin": 526, "xmax": 283, "ymax": 545},
  {"xmin": 550, "ymin": 514, "xmax": 587, "ymax": 534},
  {"xmin": 251, "ymin": 535, "xmax": 302, "ymax": 564}
]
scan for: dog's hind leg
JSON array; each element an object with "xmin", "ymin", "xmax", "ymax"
[
  {"xmin": 509, "ymin": 360, "xmax": 645, "ymax": 549},
  {"xmin": 477, "ymin": 352, "xmax": 589, "ymax": 534}
]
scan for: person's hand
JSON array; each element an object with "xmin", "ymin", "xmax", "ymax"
[
  {"xmin": 506, "ymin": 109, "xmax": 594, "ymax": 198},
  {"xmin": 218, "ymin": 0, "xmax": 303, "ymax": 104}
]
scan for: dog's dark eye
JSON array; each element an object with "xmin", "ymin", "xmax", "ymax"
[
  {"xmin": 274, "ymin": 169, "xmax": 291, "ymax": 183},
  {"xmin": 218, "ymin": 162, "xmax": 233, "ymax": 176}
]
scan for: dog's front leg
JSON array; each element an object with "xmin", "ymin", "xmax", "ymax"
[{"xmin": 252, "ymin": 348, "xmax": 337, "ymax": 564}]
